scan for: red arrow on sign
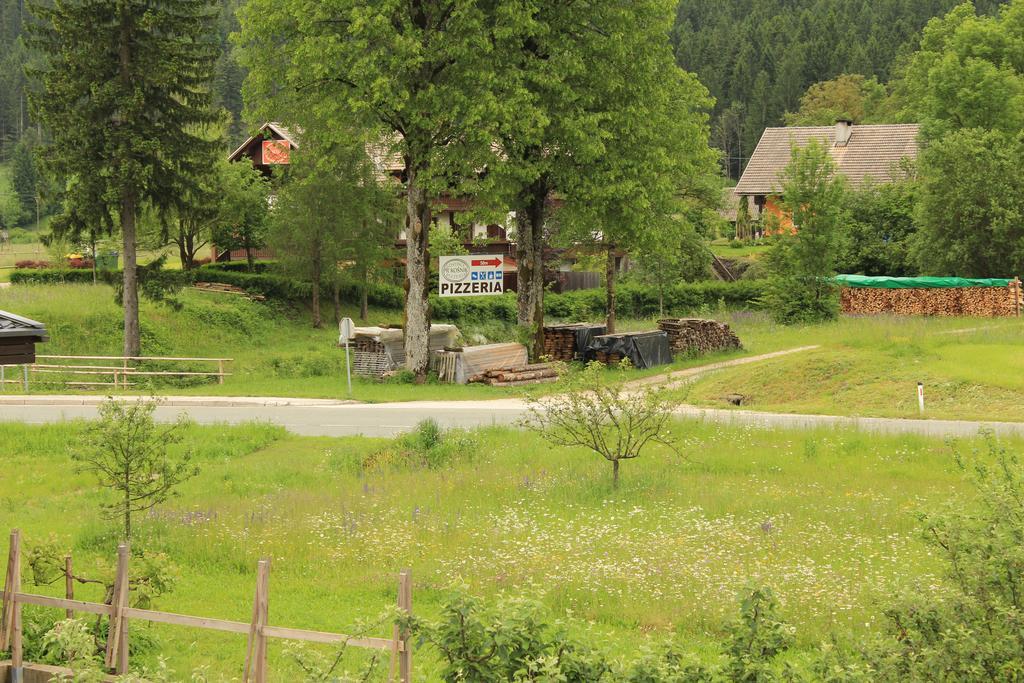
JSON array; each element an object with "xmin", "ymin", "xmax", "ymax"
[{"xmin": 471, "ymin": 258, "xmax": 502, "ymax": 268}]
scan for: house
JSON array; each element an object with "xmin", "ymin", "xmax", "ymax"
[
  {"xmin": 0, "ymin": 310, "xmax": 48, "ymax": 366},
  {"xmin": 227, "ymin": 122, "xmax": 299, "ymax": 177},
  {"xmin": 734, "ymin": 121, "xmax": 920, "ymax": 228}
]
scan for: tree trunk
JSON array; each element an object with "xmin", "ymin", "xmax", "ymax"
[
  {"xmin": 360, "ymin": 263, "xmax": 369, "ymax": 322},
  {"xmin": 123, "ymin": 466, "xmax": 131, "ymax": 541},
  {"xmin": 246, "ymin": 245, "xmax": 255, "ymax": 272},
  {"xmin": 516, "ymin": 178, "xmax": 547, "ymax": 361},
  {"xmin": 404, "ymin": 164, "xmax": 432, "ymax": 381},
  {"xmin": 605, "ymin": 243, "xmax": 617, "ymax": 335},
  {"xmin": 333, "ymin": 281, "xmax": 341, "ymax": 326},
  {"xmin": 612, "ymin": 459, "xmax": 620, "ymax": 489},
  {"xmin": 311, "ymin": 245, "xmax": 322, "ymax": 329},
  {"xmin": 121, "ymin": 195, "xmax": 141, "ymax": 357}
]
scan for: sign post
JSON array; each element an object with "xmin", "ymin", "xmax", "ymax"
[
  {"xmin": 339, "ymin": 317, "xmax": 354, "ymax": 397},
  {"xmin": 917, "ymin": 381, "xmax": 925, "ymax": 414},
  {"xmin": 438, "ymin": 255, "xmax": 504, "ymax": 297}
]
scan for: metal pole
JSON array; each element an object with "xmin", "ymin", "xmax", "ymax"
[
  {"xmin": 344, "ymin": 340, "xmax": 352, "ymax": 397},
  {"xmin": 918, "ymin": 382, "xmax": 925, "ymax": 414},
  {"xmin": 22, "ymin": 365, "xmax": 28, "ymax": 393},
  {"xmin": 1, "ymin": 365, "xmax": 5, "ymax": 393}
]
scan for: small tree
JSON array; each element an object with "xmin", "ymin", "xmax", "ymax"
[
  {"xmin": 764, "ymin": 139, "xmax": 846, "ymax": 325},
  {"xmin": 71, "ymin": 398, "xmax": 197, "ymax": 542},
  {"xmin": 212, "ymin": 161, "xmax": 271, "ymax": 272},
  {"xmin": 524, "ymin": 362, "xmax": 678, "ymax": 488}
]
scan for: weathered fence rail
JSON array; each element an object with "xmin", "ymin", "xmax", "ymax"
[
  {"xmin": 0, "ymin": 355, "xmax": 234, "ymax": 391},
  {"xmin": 0, "ymin": 530, "xmax": 412, "ymax": 682}
]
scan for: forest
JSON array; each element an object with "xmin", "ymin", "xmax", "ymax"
[{"xmin": 0, "ymin": 0, "xmax": 1012, "ymax": 175}]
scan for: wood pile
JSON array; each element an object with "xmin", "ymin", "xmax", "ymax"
[
  {"xmin": 469, "ymin": 362, "xmax": 559, "ymax": 387},
  {"xmin": 840, "ymin": 286, "xmax": 1021, "ymax": 317},
  {"xmin": 193, "ymin": 282, "xmax": 266, "ymax": 301},
  {"xmin": 543, "ymin": 323, "xmax": 606, "ymax": 361},
  {"xmin": 657, "ymin": 318, "xmax": 742, "ymax": 356},
  {"xmin": 353, "ymin": 337, "xmax": 386, "ymax": 354},
  {"xmin": 591, "ymin": 350, "xmax": 625, "ymax": 366}
]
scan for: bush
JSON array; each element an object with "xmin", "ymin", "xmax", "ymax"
[
  {"xmin": 10, "ymin": 268, "xmax": 96, "ymax": 284},
  {"xmin": 67, "ymin": 257, "xmax": 94, "ymax": 269},
  {"xmin": 13, "ymin": 260, "xmax": 51, "ymax": 269}
]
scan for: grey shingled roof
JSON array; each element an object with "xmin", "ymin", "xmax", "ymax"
[
  {"xmin": 734, "ymin": 124, "xmax": 920, "ymax": 196},
  {"xmin": 0, "ymin": 310, "xmax": 48, "ymax": 340}
]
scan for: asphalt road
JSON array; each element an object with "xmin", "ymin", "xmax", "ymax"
[{"xmin": 0, "ymin": 397, "xmax": 1022, "ymax": 439}]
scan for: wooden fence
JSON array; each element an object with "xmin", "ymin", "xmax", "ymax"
[
  {"xmin": 0, "ymin": 530, "xmax": 412, "ymax": 682},
  {"xmin": 4, "ymin": 355, "xmax": 233, "ymax": 391}
]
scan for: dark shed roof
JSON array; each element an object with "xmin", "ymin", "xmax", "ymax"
[{"xmin": 0, "ymin": 310, "xmax": 49, "ymax": 341}]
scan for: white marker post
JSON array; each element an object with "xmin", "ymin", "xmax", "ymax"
[
  {"xmin": 917, "ymin": 381, "xmax": 925, "ymax": 414},
  {"xmin": 339, "ymin": 317, "xmax": 354, "ymax": 397}
]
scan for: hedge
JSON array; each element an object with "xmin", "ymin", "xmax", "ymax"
[{"xmin": 10, "ymin": 267, "xmax": 765, "ymax": 320}]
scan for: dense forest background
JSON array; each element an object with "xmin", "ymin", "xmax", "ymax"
[{"xmin": 0, "ymin": 0, "xmax": 1012, "ymax": 173}]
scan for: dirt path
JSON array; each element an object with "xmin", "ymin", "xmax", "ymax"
[{"xmin": 625, "ymin": 345, "xmax": 820, "ymax": 391}]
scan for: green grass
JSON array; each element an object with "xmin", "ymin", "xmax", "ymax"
[
  {"xmin": 0, "ymin": 418, "xmax": 991, "ymax": 679},
  {"xmin": 709, "ymin": 243, "xmax": 772, "ymax": 259},
  {"xmin": 0, "ymin": 283, "xmax": 775, "ymax": 402},
  {"xmin": 677, "ymin": 315, "xmax": 1024, "ymax": 421}
]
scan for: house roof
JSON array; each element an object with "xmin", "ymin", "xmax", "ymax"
[
  {"xmin": 734, "ymin": 123, "xmax": 920, "ymax": 196},
  {"xmin": 0, "ymin": 310, "xmax": 49, "ymax": 340},
  {"xmin": 227, "ymin": 122, "xmax": 300, "ymax": 163}
]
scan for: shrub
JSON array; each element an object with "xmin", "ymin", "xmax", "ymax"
[
  {"xmin": 13, "ymin": 260, "xmax": 51, "ymax": 269},
  {"xmin": 66, "ymin": 258, "xmax": 94, "ymax": 269},
  {"xmin": 10, "ymin": 268, "xmax": 95, "ymax": 284}
]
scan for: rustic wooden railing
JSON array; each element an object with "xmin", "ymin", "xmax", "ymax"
[
  {"xmin": 26, "ymin": 355, "xmax": 233, "ymax": 390},
  {"xmin": 0, "ymin": 530, "xmax": 412, "ymax": 682}
]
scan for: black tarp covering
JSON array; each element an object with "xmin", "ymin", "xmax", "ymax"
[
  {"xmin": 573, "ymin": 324, "xmax": 607, "ymax": 361},
  {"xmin": 585, "ymin": 331, "xmax": 672, "ymax": 369}
]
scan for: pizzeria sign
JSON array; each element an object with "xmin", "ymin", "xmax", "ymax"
[{"xmin": 439, "ymin": 255, "xmax": 504, "ymax": 297}]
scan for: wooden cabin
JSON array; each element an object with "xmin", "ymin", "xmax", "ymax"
[{"xmin": 0, "ymin": 310, "xmax": 48, "ymax": 365}]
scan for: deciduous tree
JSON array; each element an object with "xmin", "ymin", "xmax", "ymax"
[
  {"xmin": 764, "ymin": 139, "xmax": 846, "ymax": 324},
  {"xmin": 71, "ymin": 398, "xmax": 197, "ymax": 542},
  {"xmin": 236, "ymin": 0, "xmax": 532, "ymax": 379}
]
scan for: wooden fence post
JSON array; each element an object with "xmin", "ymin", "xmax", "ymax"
[
  {"xmin": 65, "ymin": 555, "xmax": 74, "ymax": 620},
  {"xmin": 1, "ymin": 529, "xmax": 23, "ymax": 683},
  {"xmin": 218, "ymin": 359, "xmax": 225, "ymax": 385},
  {"xmin": 243, "ymin": 559, "xmax": 270, "ymax": 683},
  {"xmin": 104, "ymin": 544, "xmax": 130, "ymax": 674},
  {"xmin": 397, "ymin": 570, "xmax": 412, "ymax": 683}
]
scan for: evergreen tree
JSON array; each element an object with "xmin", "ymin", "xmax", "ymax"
[{"xmin": 29, "ymin": 0, "xmax": 219, "ymax": 356}]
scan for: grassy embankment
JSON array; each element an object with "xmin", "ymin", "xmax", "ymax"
[
  {"xmin": 0, "ymin": 282, "xmax": 768, "ymax": 402},
  {"xmin": 678, "ymin": 315, "xmax": 1024, "ymax": 421},
  {"xmin": 0, "ymin": 417, "xmax": 989, "ymax": 679}
]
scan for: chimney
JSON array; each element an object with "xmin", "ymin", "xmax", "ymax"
[{"xmin": 834, "ymin": 119, "xmax": 853, "ymax": 147}]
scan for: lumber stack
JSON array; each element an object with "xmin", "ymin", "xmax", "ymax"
[
  {"xmin": 353, "ymin": 337, "xmax": 386, "ymax": 354},
  {"xmin": 543, "ymin": 323, "xmax": 606, "ymax": 361},
  {"xmin": 193, "ymin": 282, "xmax": 266, "ymax": 301},
  {"xmin": 657, "ymin": 318, "xmax": 742, "ymax": 356},
  {"xmin": 840, "ymin": 286, "xmax": 1020, "ymax": 317},
  {"xmin": 469, "ymin": 362, "xmax": 559, "ymax": 387}
]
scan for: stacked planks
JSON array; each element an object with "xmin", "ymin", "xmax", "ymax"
[
  {"xmin": 657, "ymin": 318, "xmax": 742, "ymax": 356},
  {"xmin": 469, "ymin": 363, "xmax": 559, "ymax": 387},
  {"xmin": 193, "ymin": 282, "xmax": 266, "ymax": 301},
  {"xmin": 840, "ymin": 285, "xmax": 1021, "ymax": 317}
]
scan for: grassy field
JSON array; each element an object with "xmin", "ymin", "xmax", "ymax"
[
  {"xmin": 0, "ymin": 416, "xmax": 989, "ymax": 680},
  {"xmin": 678, "ymin": 316, "xmax": 1024, "ymax": 421}
]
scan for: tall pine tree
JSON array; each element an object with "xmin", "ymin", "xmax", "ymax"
[{"xmin": 29, "ymin": 0, "xmax": 218, "ymax": 356}]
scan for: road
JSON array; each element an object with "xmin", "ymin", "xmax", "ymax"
[{"xmin": 0, "ymin": 395, "xmax": 1023, "ymax": 439}]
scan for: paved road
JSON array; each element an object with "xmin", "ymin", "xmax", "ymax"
[
  {"xmin": 1, "ymin": 344, "xmax": 1021, "ymax": 438},
  {"xmin": 1, "ymin": 395, "xmax": 1023, "ymax": 439}
]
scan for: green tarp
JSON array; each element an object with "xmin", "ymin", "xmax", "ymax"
[{"xmin": 834, "ymin": 275, "xmax": 1015, "ymax": 289}]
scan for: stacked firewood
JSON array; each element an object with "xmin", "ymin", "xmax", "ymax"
[
  {"xmin": 591, "ymin": 351, "xmax": 625, "ymax": 365},
  {"xmin": 841, "ymin": 286, "xmax": 1020, "ymax": 317},
  {"xmin": 543, "ymin": 323, "xmax": 605, "ymax": 361},
  {"xmin": 657, "ymin": 318, "xmax": 742, "ymax": 356},
  {"xmin": 469, "ymin": 363, "xmax": 559, "ymax": 387},
  {"xmin": 353, "ymin": 337, "xmax": 386, "ymax": 353}
]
